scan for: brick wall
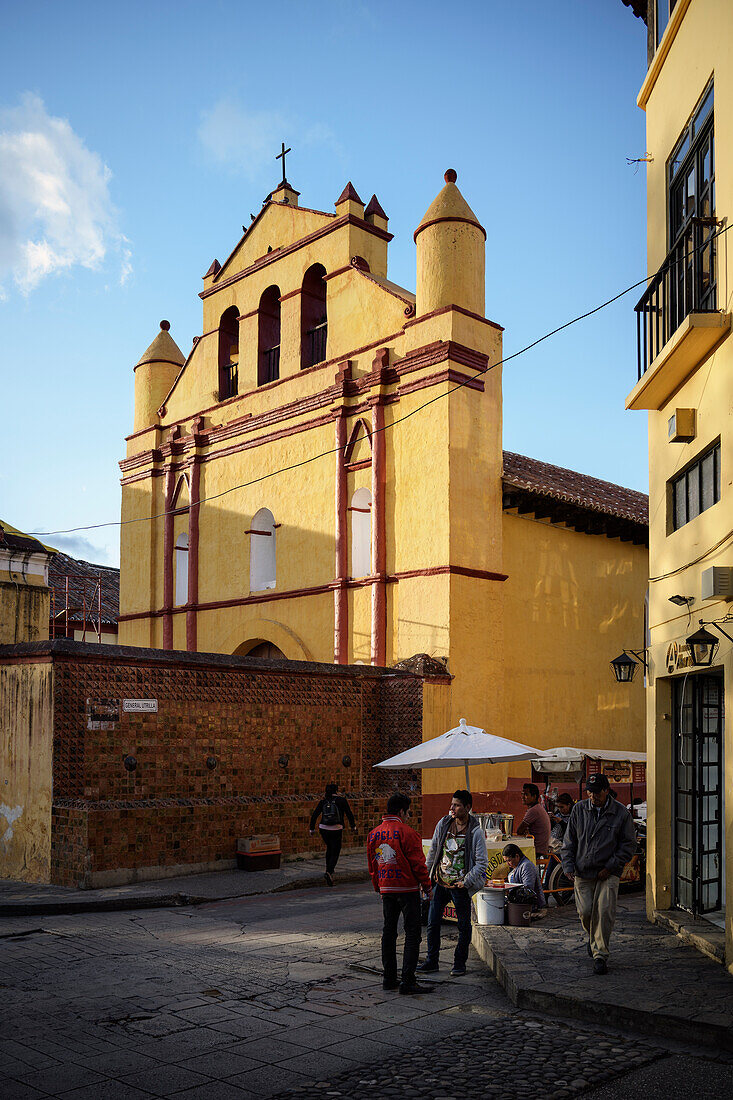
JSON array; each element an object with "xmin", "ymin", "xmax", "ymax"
[{"xmin": 21, "ymin": 641, "xmax": 423, "ymax": 886}]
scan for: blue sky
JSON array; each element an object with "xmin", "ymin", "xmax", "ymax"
[{"xmin": 1, "ymin": 0, "xmax": 649, "ymax": 566}]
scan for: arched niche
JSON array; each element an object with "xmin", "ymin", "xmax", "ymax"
[
  {"xmin": 250, "ymin": 507, "xmax": 276, "ymax": 591},
  {"xmin": 258, "ymin": 285, "xmax": 281, "ymax": 386},
  {"xmin": 218, "ymin": 306, "xmax": 239, "ymax": 399},
  {"xmin": 175, "ymin": 532, "xmax": 189, "ymax": 605},
  {"xmin": 351, "ymin": 487, "xmax": 372, "ymax": 578},
  {"xmin": 300, "ymin": 263, "xmax": 327, "ymax": 370},
  {"xmin": 240, "ymin": 641, "xmax": 287, "ymax": 660}
]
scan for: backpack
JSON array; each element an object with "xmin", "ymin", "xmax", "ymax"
[{"xmin": 321, "ymin": 797, "xmax": 341, "ymax": 826}]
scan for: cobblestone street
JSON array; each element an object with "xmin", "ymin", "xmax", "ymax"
[{"xmin": 1, "ymin": 882, "xmax": 731, "ymax": 1099}]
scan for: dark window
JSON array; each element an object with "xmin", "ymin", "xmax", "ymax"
[
  {"xmin": 667, "ymin": 83, "xmax": 715, "ymax": 324},
  {"xmin": 655, "ymin": 1, "xmax": 678, "ymax": 48},
  {"xmin": 670, "ymin": 441, "xmax": 720, "ymax": 531},
  {"xmin": 218, "ymin": 306, "xmax": 239, "ymax": 399},
  {"xmin": 258, "ymin": 285, "xmax": 281, "ymax": 386},
  {"xmin": 634, "ymin": 83, "xmax": 715, "ymax": 379},
  {"xmin": 301, "ymin": 263, "xmax": 327, "ymax": 370}
]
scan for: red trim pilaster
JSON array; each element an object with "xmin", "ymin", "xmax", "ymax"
[
  {"xmin": 371, "ymin": 398, "xmax": 387, "ymax": 666},
  {"xmin": 186, "ymin": 457, "xmax": 201, "ymax": 652},
  {"xmin": 162, "ymin": 466, "xmax": 174, "ymax": 649},
  {"xmin": 334, "ymin": 412, "xmax": 348, "ymax": 663}
]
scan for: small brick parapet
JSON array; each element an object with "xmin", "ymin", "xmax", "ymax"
[{"xmin": 1, "ymin": 640, "xmax": 423, "ymax": 887}]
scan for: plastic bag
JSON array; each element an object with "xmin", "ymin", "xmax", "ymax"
[{"xmin": 506, "ymin": 886, "xmax": 537, "ymax": 905}]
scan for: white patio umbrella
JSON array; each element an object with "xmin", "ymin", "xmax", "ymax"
[{"xmin": 374, "ymin": 717, "xmax": 546, "ymax": 791}]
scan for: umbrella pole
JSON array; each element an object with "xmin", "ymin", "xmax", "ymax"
[{"xmin": 464, "ymin": 761, "xmax": 471, "ymax": 792}]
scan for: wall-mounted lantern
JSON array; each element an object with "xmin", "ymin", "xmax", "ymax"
[
  {"xmin": 610, "ymin": 650, "xmax": 646, "ymax": 683},
  {"xmin": 685, "ymin": 624, "xmax": 722, "ymax": 667}
]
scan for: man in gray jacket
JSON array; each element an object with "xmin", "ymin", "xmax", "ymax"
[
  {"xmin": 417, "ymin": 790, "xmax": 488, "ymax": 977},
  {"xmin": 561, "ymin": 773, "xmax": 637, "ymax": 974}
]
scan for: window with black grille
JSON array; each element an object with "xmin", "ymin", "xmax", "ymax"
[
  {"xmin": 670, "ymin": 440, "xmax": 720, "ymax": 531},
  {"xmin": 667, "ymin": 83, "xmax": 715, "ymax": 330}
]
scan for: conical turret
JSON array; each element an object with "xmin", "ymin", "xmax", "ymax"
[
  {"xmin": 414, "ymin": 169, "xmax": 486, "ymax": 317},
  {"xmin": 132, "ymin": 320, "xmax": 185, "ymax": 432}
]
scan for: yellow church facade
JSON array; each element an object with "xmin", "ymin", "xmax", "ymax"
[
  {"xmin": 624, "ymin": 0, "xmax": 733, "ymax": 969},
  {"xmin": 119, "ymin": 168, "xmax": 648, "ymax": 820}
]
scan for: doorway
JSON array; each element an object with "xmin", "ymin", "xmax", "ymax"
[
  {"xmin": 672, "ymin": 673, "xmax": 724, "ymax": 918},
  {"xmin": 243, "ymin": 641, "xmax": 286, "ymax": 660}
]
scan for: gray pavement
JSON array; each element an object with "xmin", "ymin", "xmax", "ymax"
[
  {"xmin": 0, "ymin": 849, "xmax": 370, "ymax": 916},
  {"xmin": 472, "ymin": 892, "xmax": 733, "ymax": 1052},
  {"xmin": 1, "ymin": 881, "xmax": 730, "ymax": 1099}
]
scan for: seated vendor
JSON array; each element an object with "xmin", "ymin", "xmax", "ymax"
[
  {"xmin": 502, "ymin": 843, "xmax": 546, "ymax": 909},
  {"xmin": 550, "ymin": 793, "xmax": 574, "ymax": 840}
]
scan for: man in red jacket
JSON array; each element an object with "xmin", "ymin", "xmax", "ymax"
[{"xmin": 367, "ymin": 793, "xmax": 433, "ymax": 995}]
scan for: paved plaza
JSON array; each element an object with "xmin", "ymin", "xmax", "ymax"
[{"xmin": 2, "ymin": 880, "xmax": 732, "ymax": 1099}]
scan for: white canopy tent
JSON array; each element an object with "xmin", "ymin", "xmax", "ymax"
[
  {"xmin": 530, "ymin": 746, "xmax": 646, "ymax": 781},
  {"xmin": 374, "ymin": 718, "xmax": 547, "ymax": 791}
]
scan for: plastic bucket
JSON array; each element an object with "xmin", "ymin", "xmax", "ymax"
[
  {"xmin": 475, "ymin": 889, "xmax": 505, "ymax": 925},
  {"xmin": 506, "ymin": 900, "xmax": 532, "ymax": 927}
]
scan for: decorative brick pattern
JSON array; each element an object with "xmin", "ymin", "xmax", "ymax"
[{"xmin": 41, "ymin": 644, "xmax": 422, "ymax": 886}]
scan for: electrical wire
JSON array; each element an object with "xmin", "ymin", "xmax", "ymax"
[
  {"xmin": 648, "ymin": 526, "xmax": 733, "ymax": 582},
  {"xmin": 29, "ymin": 218, "xmax": 733, "ymax": 540}
]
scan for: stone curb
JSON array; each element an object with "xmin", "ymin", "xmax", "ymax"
[
  {"xmin": 0, "ymin": 869, "xmax": 371, "ymax": 918},
  {"xmin": 473, "ymin": 923, "xmax": 733, "ymax": 1054}
]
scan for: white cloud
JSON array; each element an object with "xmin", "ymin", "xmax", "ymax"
[
  {"xmin": 0, "ymin": 93, "xmax": 130, "ymax": 295},
  {"xmin": 43, "ymin": 532, "xmax": 119, "ymax": 567},
  {"xmin": 198, "ymin": 99, "xmax": 342, "ymax": 179}
]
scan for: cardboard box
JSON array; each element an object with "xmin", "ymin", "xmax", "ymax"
[{"xmin": 237, "ymin": 835, "xmax": 280, "ymax": 855}]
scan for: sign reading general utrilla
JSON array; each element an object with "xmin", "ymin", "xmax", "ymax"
[{"xmin": 122, "ymin": 699, "xmax": 158, "ymax": 713}]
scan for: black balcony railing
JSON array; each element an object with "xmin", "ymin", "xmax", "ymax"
[
  {"xmin": 306, "ymin": 322, "xmax": 327, "ymax": 367},
  {"xmin": 635, "ymin": 219, "xmax": 718, "ymax": 380},
  {"xmin": 262, "ymin": 344, "xmax": 280, "ymax": 384},
  {"xmin": 220, "ymin": 361, "xmax": 238, "ymax": 399}
]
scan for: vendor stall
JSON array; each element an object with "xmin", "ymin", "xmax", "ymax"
[{"xmin": 530, "ymin": 746, "xmax": 647, "ymax": 901}]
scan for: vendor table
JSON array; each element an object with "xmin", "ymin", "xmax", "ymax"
[{"xmin": 421, "ymin": 835, "xmax": 536, "ymax": 921}]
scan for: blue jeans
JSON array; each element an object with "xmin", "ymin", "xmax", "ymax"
[{"xmin": 426, "ymin": 883, "xmax": 472, "ymax": 967}]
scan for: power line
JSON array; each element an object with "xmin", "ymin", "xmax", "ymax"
[{"xmin": 31, "ymin": 218, "xmax": 733, "ymax": 539}]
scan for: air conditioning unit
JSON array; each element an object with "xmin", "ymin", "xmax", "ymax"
[
  {"xmin": 701, "ymin": 566, "xmax": 733, "ymax": 601},
  {"xmin": 668, "ymin": 408, "xmax": 696, "ymax": 443}
]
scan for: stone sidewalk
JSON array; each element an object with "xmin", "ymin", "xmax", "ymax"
[
  {"xmin": 0, "ymin": 848, "xmax": 370, "ymax": 917},
  {"xmin": 473, "ymin": 892, "xmax": 733, "ymax": 1053}
]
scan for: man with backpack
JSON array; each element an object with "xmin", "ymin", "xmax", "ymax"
[
  {"xmin": 367, "ymin": 793, "xmax": 434, "ymax": 995},
  {"xmin": 309, "ymin": 783, "xmax": 356, "ymax": 885}
]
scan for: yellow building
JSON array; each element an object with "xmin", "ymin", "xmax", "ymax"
[
  {"xmin": 624, "ymin": 0, "xmax": 732, "ymax": 968},
  {"xmin": 0, "ymin": 521, "xmax": 54, "ymax": 645},
  {"xmin": 119, "ymin": 168, "xmax": 648, "ymax": 824}
]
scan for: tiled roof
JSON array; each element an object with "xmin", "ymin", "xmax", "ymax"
[
  {"xmin": 621, "ymin": 0, "xmax": 648, "ymax": 23},
  {"xmin": 0, "ymin": 520, "xmax": 53, "ymax": 557},
  {"xmin": 502, "ymin": 452, "xmax": 648, "ymax": 526},
  {"xmin": 48, "ymin": 552, "xmax": 119, "ymax": 625}
]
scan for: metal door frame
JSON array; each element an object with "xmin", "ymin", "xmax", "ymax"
[{"xmin": 672, "ymin": 672, "xmax": 723, "ymax": 916}]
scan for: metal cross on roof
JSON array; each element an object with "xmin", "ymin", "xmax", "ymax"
[{"xmin": 276, "ymin": 142, "xmax": 291, "ymax": 185}]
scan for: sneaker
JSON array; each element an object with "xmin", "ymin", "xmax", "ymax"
[
  {"xmin": 593, "ymin": 958, "xmax": 608, "ymax": 975},
  {"xmin": 416, "ymin": 961, "xmax": 439, "ymax": 973},
  {"xmin": 450, "ymin": 965, "xmax": 467, "ymax": 977},
  {"xmin": 399, "ymin": 982, "xmax": 434, "ymax": 995},
  {"xmin": 382, "ymin": 979, "xmax": 400, "ymax": 991},
  {"xmin": 325, "ymin": 872, "xmax": 334, "ymax": 887}
]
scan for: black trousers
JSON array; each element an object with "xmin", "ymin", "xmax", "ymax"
[
  {"xmin": 381, "ymin": 892, "xmax": 422, "ymax": 986},
  {"xmin": 319, "ymin": 827, "xmax": 343, "ymax": 874}
]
